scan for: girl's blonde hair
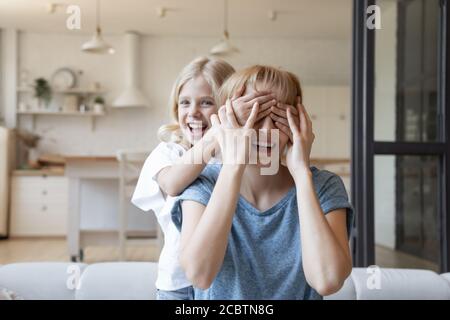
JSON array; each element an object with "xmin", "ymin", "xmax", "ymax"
[
  {"xmin": 158, "ymin": 57, "xmax": 235, "ymax": 146},
  {"xmin": 219, "ymin": 65, "xmax": 302, "ymax": 106}
]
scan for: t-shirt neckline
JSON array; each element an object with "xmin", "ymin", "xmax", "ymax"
[{"xmin": 237, "ymin": 186, "xmax": 296, "ymax": 216}]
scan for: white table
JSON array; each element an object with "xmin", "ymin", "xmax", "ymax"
[{"xmin": 65, "ymin": 156, "xmax": 154, "ymax": 262}]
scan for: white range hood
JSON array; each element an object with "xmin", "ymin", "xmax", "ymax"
[{"xmin": 113, "ymin": 31, "xmax": 149, "ymax": 108}]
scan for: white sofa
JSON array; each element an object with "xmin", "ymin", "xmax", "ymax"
[{"xmin": 1, "ymin": 262, "xmax": 450, "ymax": 300}]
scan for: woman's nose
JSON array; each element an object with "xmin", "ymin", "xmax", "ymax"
[{"xmin": 256, "ymin": 114, "xmax": 276, "ymax": 131}]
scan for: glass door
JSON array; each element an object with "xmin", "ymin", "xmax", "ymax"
[{"xmin": 351, "ymin": 0, "xmax": 450, "ymax": 272}]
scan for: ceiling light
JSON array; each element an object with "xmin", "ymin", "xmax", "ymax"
[
  {"xmin": 210, "ymin": 0, "xmax": 239, "ymax": 56},
  {"xmin": 81, "ymin": 0, "xmax": 114, "ymax": 54}
]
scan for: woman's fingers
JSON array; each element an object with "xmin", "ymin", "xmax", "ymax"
[
  {"xmin": 241, "ymin": 91, "xmax": 272, "ymax": 103},
  {"xmin": 255, "ymin": 107, "xmax": 273, "ymax": 122},
  {"xmin": 259, "ymin": 98, "xmax": 277, "ymax": 113},
  {"xmin": 226, "ymin": 99, "xmax": 240, "ymax": 128},
  {"xmin": 269, "ymin": 113, "xmax": 289, "ymax": 127},
  {"xmin": 218, "ymin": 105, "xmax": 227, "ymax": 124},
  {"xmin": 270, "ymin": 104, "xmax": 299, "ymax": 120},
  {"xmin": 247, "ymin": 94, "xmax": 276, "ymax": 108},
  {"xmin": 279, "ymin": 102, "xmax": 299, "ymax": 116},
  {"xmin": 210, "ymin": 114, "xmax": 220, "ymax": 127},
  {"xmin": 298, "ymin": 103, "xmax": 309, "ymax": 135},
  {"xmin": 244, "ymin": 102, "xmax": 259, "ymax": 129},
  {"xmin": 275, "ymin": 121, "xmax": 293, "ymax": 142},
  {"xmin": 286, "ymin": 108, "xmax": 300, "ymax": 136}
]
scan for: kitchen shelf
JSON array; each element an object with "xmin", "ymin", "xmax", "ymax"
[
  {"xmin": 17, "ymin": 109, "xmax": 106, "ymax": 131},
  {"xmin": 16, "ymin": 85, "xmax": 108, "ymax": 132},
  {"xmin": 17, "ymin": 110, "xmax": 105, "ymax": 116},
  {"xmin": 17, "ymin": 86, "xmax": 106, "ymax": 94}
]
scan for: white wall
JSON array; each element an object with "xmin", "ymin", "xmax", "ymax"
[
  {"xmin": 0, "ymin": 30, "xmax": 2, "ymax": 125},
  {"xmin": 374, "ymin": 2, "xmax": 398, "ymax": 249},
  {"xmin": 11, "ymin": 32, "xmax": 351, "ymax": 157},
  {"xmin": 1, "ymin": 29, "xmax": 18, "ymax": 128}
]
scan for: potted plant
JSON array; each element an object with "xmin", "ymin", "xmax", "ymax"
[
  {"xmin": 33, "ymin": 78, "xmax": 52, "ymax": 109},
  {"xmin": 93, "ymin": 96, "xmax": 105, "ymax": 114}
]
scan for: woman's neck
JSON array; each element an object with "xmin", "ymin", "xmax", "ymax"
[{"xmin": 240, "ymin": 164, "xmax": 295, "ymax": 211}]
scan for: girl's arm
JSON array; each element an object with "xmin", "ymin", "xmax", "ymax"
[
  {"xmin": 179, "ymin": 100, "xmax": 259, "ymax": 289},
  {"xmin": 283, "ymin": 100, "xmax": 352, "ymax": 296},
  {"xmin": 156, "ymin": 132, "xmax": 217, "ymax": 197}
]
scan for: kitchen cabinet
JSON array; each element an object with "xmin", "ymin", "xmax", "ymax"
[{"xmin": 10, "ymin": 171, "xmax": 68, "ymax": 236}]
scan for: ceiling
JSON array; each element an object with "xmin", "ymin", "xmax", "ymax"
[{"xmin": 0, "ymin": 0, "xmax": 352, "ymax": 39}]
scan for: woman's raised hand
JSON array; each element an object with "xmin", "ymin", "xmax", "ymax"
[
  {"xmin": 271, "ymin": 102, "xmax": 300, "ymax": 143},
  {"xmin": 211, "ymin": 99, "xmax": 259, "ymax": 166},
  {"xmin": 230, "ymin": 86, "xmax": 276, "ymax": 126},
  {"xmin": 284, "ymin": 97, "xmax": 315, "ymax": 176}
]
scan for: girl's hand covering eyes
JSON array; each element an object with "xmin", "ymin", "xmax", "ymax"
[
  {"xmin": 210, "ymin": 99, "xmax": 259, "ymax": 166},
  {"xmin": 230, "ymin": 86, "xmax": 276, "ymax": 126}
]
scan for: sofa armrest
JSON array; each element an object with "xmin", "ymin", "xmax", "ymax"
[
  {"xmin": 75, "ymin": 262, "xmax": 158, "ymax": 300},
  {"xmin": 0, "ymin": 262, "xmax": 87, "ymax": 300}
]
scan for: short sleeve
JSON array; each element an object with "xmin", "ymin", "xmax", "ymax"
[
  {"xmin": 131, "ymin": 142, "xmax": 185, "ymax": 212},
  {"xmin": 316, "ymin": 172, "xmax": 354, "ymax": 238},
  {"xmin": 171, "ymin": 165, "xmax": 220, "ymax": 232}
]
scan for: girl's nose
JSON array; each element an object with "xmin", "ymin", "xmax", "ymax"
[{"xmin": 187, "ymin": 103, "xmax": 201, "ymax": 117}]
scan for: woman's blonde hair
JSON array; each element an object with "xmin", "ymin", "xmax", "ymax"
[
  {"xmin": 158, "ymin": 57, "xmax": 235, "ymax": 146},
  {"xmin": 219, "ymin": 65, "xmax": 302, "ymax": 107},
  {"xmin": 219, "ymin": 65, "xmax": 303, "ymax": 165}
]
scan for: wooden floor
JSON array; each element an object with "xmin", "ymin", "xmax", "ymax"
[
  {"xmin": 375, "ymin": 245, "xmax": 439, "ymax": 272},
  {"xmin": 0, "ymin": 238, "xmax": 439, "ymax": 272},
  {"xmin": 0, "ymin": 237, "xmax": 160, "ymax": 264}
]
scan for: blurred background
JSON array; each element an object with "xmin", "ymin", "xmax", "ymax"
[{"xmin": 0, "ymin": 0, "xmax": 445, "ymax": 274}]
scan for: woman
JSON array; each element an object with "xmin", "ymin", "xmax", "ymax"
[
  {"xmin": 132, "ymin": 58, "xmax": 276, "ymax": 300},
  {"xmin": 171, "ymin": 65, "xmax": 354, "ymax": 299}
]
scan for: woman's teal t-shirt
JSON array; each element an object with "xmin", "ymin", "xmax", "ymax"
[{"xmin": 171, "ymin": 164, "xmax": 354, "ymax": 300}]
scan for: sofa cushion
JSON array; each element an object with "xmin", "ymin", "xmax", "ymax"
[
  {"xmin": 0, "ymin": 262, "xmax": 87, "ymax": 300},
  {"xmin": 440, "ymin": 273, "xmax": 450, "ymax": 286},
  {"xmin": 351, "ymin": 268, "xmax": 450, "ymax": 300},
  {"xmin": 75, "ymin": 262, "xmax": 157, "ymax": 300}
]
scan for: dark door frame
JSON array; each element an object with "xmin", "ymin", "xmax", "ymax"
[{"xmin": 351, "ymin": 0, "xmax": 450, "ymax": 272}]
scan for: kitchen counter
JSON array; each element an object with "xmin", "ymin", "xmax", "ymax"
[
  {"xmin": 63, "ymin": 155, "xmax": 117, "ymax": 162},
  {"xmin": 12, "ymin": 168, "xmax": 65, "ymax": 176}
]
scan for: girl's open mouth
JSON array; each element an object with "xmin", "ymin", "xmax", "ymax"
[{"xmin": 187, "ymin": 122, "xmax": 208, "ymax": 136}]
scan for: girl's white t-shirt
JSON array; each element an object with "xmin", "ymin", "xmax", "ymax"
[{"xmin": 131, "ymin": 141, "xmax": 191, "ymax": 291}]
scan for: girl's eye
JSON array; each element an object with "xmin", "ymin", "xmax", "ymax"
[
  {"xmin": 179, "ymin": 100, "xmax": 190, "ymax": 106},
  {"xmin": 201, "ymin": 100, "xmax": 214, "ymax": 107}
]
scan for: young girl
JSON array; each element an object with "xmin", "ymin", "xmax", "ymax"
[
  {"xmin": 131, "ymin": 58, "xmax": 277, "ymax": 300},
  {"xmin": 171, "ymin": 65, "xmax": 354, "ymax": 299}
]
